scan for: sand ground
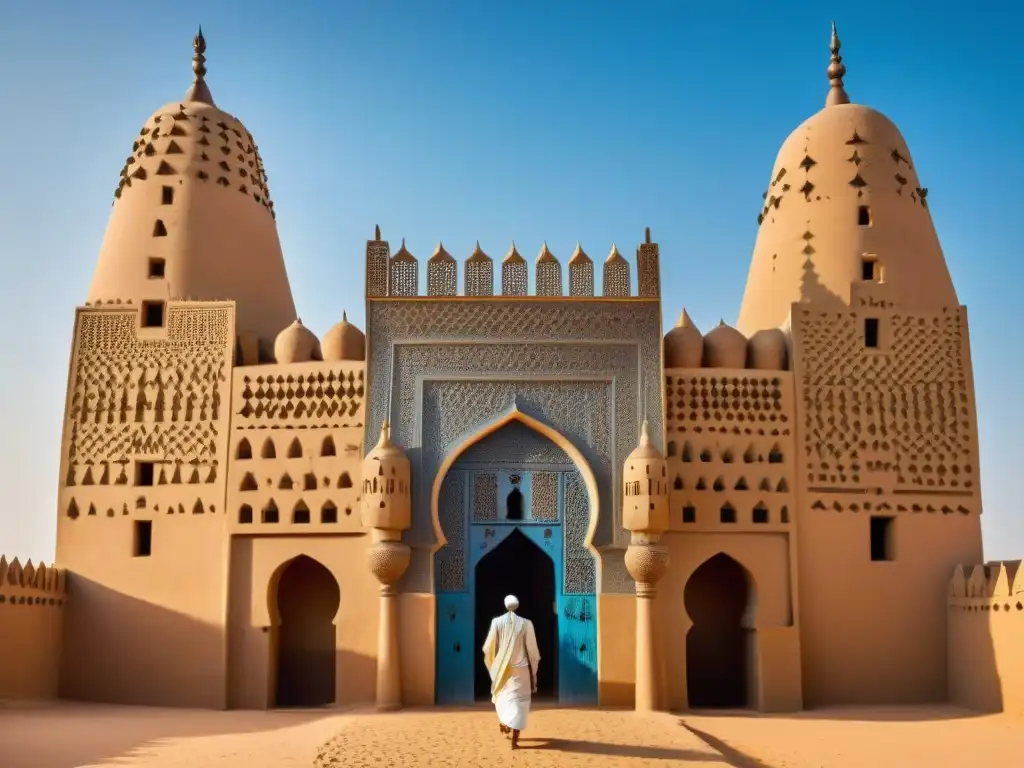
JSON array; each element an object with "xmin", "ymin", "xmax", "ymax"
[{"xmin": 0, "ymin": 701, "xmax": 1020, "ymax": 768}]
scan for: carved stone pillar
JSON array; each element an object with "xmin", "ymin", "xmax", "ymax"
[
  {"xmin": 367, "ymin": 532, "xmax": 411, "ymax": 711},
  {"xmin": 625, "ymin": 537, "xmax": 670, "ymax": 712}
]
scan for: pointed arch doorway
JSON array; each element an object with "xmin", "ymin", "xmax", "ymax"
[
  {"xmin": 684, "ymin": 553, "xmax": 753, "ymax": 708},
  {"xmin": 272, "ymin": 555, "xmax": 340, "ymax": 707},
  {"xmin": 473, "ymin": 528, "xmax": 557, "ymax": 700},
  {"xmin": 432, "ymin": 409, "xmax": 599, "ymax": 707}
]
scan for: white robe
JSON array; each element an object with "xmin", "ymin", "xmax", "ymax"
[{"xmin": 482, "ymin": 612, "xmax": 541, "ymax": 731}]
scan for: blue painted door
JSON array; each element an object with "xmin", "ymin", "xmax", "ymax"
[
  {"xmin": 556, "ymin": 594, "xmax": 598, "ymax": 704},
  {"xmin": 435, "ymin": 591, "xmax": 474, "ymax": 705}
]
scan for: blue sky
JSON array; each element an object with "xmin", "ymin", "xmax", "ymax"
[{"xmin": 0, "ymin": 1, "xmax": 1021, "ymax": 562}]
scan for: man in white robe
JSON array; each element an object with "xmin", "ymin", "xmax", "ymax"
[{"xmin": 481, "ymin": 594, "xmax": 541, "ymax": 750}]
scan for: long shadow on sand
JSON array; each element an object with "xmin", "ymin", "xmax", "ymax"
[
  {"xmin": 516, "ymin": 736, "xmax": 723, "ymax": 761},
  {"xmin": 680, "ymin": 723, "xmax": 779, "ymax": 768}
]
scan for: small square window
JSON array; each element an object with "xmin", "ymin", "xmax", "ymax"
[
  {"xmin": 148, "ymin": 258, "xmax": 165, "ymax": 278},
  {"xmin": 858, "ymin": 205, "xmax": 871, "ymax": 226},
  {"xmin": 133, "ymin": 520, "xmax": 152, "ymax": 557},
  {"xmin": 861, "ymin": 258, "xmax": 877, "ymax": 281},
  {"xmin": 870, "ymin": 516, "xmax": 894, "ymax": 561},
  {"xmin": 720, "ymin": 504, "xmax": 736, "ymax": 523},
  {"xmin": 161, "ymin": 186, "xmax": 174, "ymax": 205},
  {"xmin": 142, "ymin": 301, "xmax": 165, "ymax": 328},
  {"xmin": 864, "ymin": 318, "xmax": 880, "ymax": 349},
  {"xmin": 682, "ymin": 505, "xmax": 696, "ymax": 523},
  {"xmin": 752, "ymin": 505, "xmax": 769, "ymax": 524},
  {"xmin": 135, "ymin": 461, "xmax": 155, "ymax": 486}
]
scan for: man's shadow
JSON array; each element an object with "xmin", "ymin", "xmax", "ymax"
[{"xmin": 515, "ymin": 736, "xmax": 715, "ymax": 761}]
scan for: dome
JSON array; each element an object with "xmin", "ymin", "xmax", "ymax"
[
  {"xmin": 664, "ymin": 309, "xmax": 703, "ymax": 368},
  {"xmin": 736, "ymin": 24, "xmax": 958, "ymax": 335},
  {"xmin": 274, "ymin": 319, "xmax": 321, "ymax": 364},
  {"xmin": 322, "ymin": 311, "xmax": 366, "ymax": 362},
  {"xmin": 87, "ymin": 30, "xmax": 296, "ymax": 341},
  {"xmin": 627, "ymin": 421, "xmax": 664, "ymax": 463},
  {"xmin": 703, "ymin": 321, "xmax": 747, "ymax": 368},
  {"xmin": 747, "ymin": 328, "xmax": 789, "ymax": 370}
]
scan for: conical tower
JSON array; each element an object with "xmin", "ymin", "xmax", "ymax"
[
  {"xmin": 87, "ymin": 30, "xmax": 296, "ymax": 341},
  {"xmin": 736, "ymin": 23, "xmax": 957, "ymax": 335}
]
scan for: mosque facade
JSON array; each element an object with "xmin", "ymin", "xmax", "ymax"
[{"xmin": 1, "ymin": 26, "xmax": 1019, "ymax": 715}]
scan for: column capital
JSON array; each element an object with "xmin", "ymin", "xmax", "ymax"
[
  {"xmin": 368, "ymin": 538, "xmax": 411, "ymax": 587},
  {"xmin": 624, "ymin": 542, "xmax": 670, "ymax": 588}
]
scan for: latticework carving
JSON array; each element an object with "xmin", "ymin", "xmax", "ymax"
[
  {"xmin": 465, "ymin": 245, "xmax": 494, "ymax": 297},
  {"xmin": 66, "ymin": 306, "xmax": 233, "ymax": 470},
  {"xmin": 436, "ymin": 470, "xmax": 466, "ymax": 591},
  {"xmin": 532, "ymin": 472, "xmax": 559, "ymax": 522},
  {"xmin": 793, "ymin": 307, "xmax": 977, "ymax": 493},
  {"xmin": 603, "ymin": 249, "xmax": 631, "ymax": 297},
  {"xmin": 427, "ymin": 246, "xmax": 458, "ymax": 297},
  {"xmin": 456, "ymin": 421, "xmax": 573, "ymax": 466},
  {"xmin": 502, "ymin": 247, "xmax": 528, "ymax": 296},
  {"xmin": 636, "ymin": 241, "xmax": 661, "ymax": 298},
  {"xmin": 536, "ymin": 261, "xmax": 563, "ymax": 297},
  {"xmin": 369, "ymin": 299, "xmax": 662, "ymax": 594},
  {"xmin": 569, "ymin": 261, "xmax": 594, "ymax": 297},
  {"xmin": 369, "ymin": 299, "xmax": 662, "ymax": 536},
  {"xmin": 366, "ymin": 240, "xmax": 390, "ymax": 298},
  {"xmin": 564, "ymin": 470, "xmax": 596, "ymax": 593},
  {"xmin": 472, "ymin": 472, "xmax": 498, "ymax": 521},
  {"xmin": 389, "ymin": 246, "xmax": 419, "ymax": 297}
]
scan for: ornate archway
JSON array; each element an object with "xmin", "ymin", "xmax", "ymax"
[
  {"xmin": 432, "ymin": 407, "xmax": 600, "ymax": 706},
  {"xmin": 429, "ymin": 405, "xmax": 601, "ymax": 559}
]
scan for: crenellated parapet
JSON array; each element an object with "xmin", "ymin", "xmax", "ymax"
[
  {"xmin": 0, "ymin": 556, "xmax": 67, "ymax": 604},
  {"xmin": 949, "ymin": 561, "xmax": 1023, "ymax": 610},
  {"xmin": 364, "ymin": 227, "xmax": 662, "ymax": 299}
]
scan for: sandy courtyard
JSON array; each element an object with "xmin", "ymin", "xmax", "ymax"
[{"xmin": 0, "ymin": 701, "xmax": 1021, "ymax": 768}]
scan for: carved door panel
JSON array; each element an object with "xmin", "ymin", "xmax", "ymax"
[
  {"xmin": 435, "ymin": 592, "xmax": 474, "ymax": 705},
  {"xmin": 557, "ymin": 594, "xmax": 599, "ymax": 704}
]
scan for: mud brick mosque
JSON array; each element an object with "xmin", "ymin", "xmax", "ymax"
[{"xmin": 0, "ymin": 25, "xmax": 1021, "ymax": 715}]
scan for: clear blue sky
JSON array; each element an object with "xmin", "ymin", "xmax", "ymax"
[{"xmin": 0, "ymin": 1, "xmax": 1021, "ymax": 563}]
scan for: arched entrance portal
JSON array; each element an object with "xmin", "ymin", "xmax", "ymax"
[
  {"xmin": 274, "ymin": 555, "xmax": 340, "ymax": 707},
  {"xmin": 684, "ymin": 553, "xmax": 751, "ymax": 708},
  {"xmin": 474, "ymin": 528, "xmax": 557, "ymax": 700}
]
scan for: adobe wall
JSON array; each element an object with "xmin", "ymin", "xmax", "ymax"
[
  {"xmin": 662, "ymin": 364, "xmax": 802, "ymax": 712},
  {"xmin": 948, "ymin": 561, "xmax": 1024, "ymax": 716},
  {"xmin": 790, "ymin": 295, "xmax": 984, "ymax": 706},
  {"xmin": 0, "ymin": 558, "xmax": 66, "ymax": 701},
  {"xmin": 55, "ymin": 303, "xmax": 236, "ymax": 708}
]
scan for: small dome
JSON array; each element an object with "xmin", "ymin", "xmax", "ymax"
[
  {"xmin": 568, "ymin": 242, "xmax": 591, "ymax": 265},
  {"xmin": 322, "ymin": 311, "xmax": 366, "ymax": 362},
  {"xmin": 365, "ymin": 421, "xmax": 408, "ymax": 466},
  {"xmin": 274, "ymin": 318, "xmax": 321, "ymax": 364},
  {"xmin": 664, "ymin": 309, "xmax": 703, "ymax": 368},
  {"xmin": 703, "ymin": 321, "xmax": 748, "ymax": 368},
  {"xmin": 747, "ymin": 328, "xmax": 789, "ymax": 370},
  {"xmin": 627, "ymin": 421, "xmax": 664, "ymax": 463}
]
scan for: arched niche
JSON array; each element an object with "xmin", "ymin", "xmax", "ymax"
[
  {"xmin": 429, "ymin": 406, "xmax": 601, "ymax": 564},
  {"xmin": 683, "ymin": 552, "xmax": 755, "ymax": 708}
]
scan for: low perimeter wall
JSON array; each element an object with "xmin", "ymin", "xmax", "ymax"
[
  {"xmin": 948, "ymin": 561, "xmax": 1024, "ymax": 716},
  {"xmin": 0, "ymin": 556, "xmax": 67, "ymax": 701}
]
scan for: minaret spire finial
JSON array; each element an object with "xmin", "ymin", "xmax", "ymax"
[
  {"xmin": 825, "ymin": 21, "xmax": 850, "ymax": 107},
  {"xmin": 184, "ymin": 25, "xmax": 216, "ymax": 105}
]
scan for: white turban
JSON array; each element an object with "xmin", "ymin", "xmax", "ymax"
[{"xmin": 504, "ymin": 594, "xmax": 519, "ymax": 610}]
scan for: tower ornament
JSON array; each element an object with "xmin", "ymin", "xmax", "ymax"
[{"xmin": 826, "ymin": 21, "xmax": 850, "ymax": 107}]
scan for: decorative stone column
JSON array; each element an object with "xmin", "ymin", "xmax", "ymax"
[
  {"xmin": 361, "ymin": 421, "xmax": 412, "ymax": 711},
  {"xmin": 622, "ymin": 420, "xmax": 670, "ymax": 712}
]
